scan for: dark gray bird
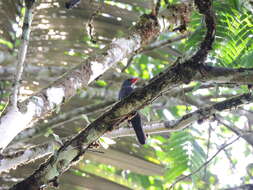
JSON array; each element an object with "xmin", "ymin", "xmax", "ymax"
[
  {"xmin": 65, "ymin": 0, "xmax": 80, "ymax": 9},
  {"xmin": 118, "ymin": 78, "xmax": 146, "ymax": 145}
]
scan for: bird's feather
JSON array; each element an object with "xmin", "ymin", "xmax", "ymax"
[{"xmin": 118, "ymin": 79, "xmax": 146, "ymax": 145}]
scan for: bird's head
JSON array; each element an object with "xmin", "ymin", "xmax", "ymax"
[{"xmin": 122, "ymin": 78, "xmax": 139, "ymax": 87}]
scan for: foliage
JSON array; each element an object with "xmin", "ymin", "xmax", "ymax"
[{"xmin": 0, "ymin": 0, "xmax": 253, "ymax": 189}]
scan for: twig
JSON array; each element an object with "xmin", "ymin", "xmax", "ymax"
[
  {"xmin": 168, "ymin": 136, "xmax": 241, "ymax": 190},
  {"xmin": 121, "ymin": 33, "xmax": 189, "ymax": 72},
  {"xmin": 121, "ymin": 54, "xmax": 135, "ymax": 72},
  {"xmin": 11, "ymin": 0, "xmax": 35, "ymax": 107},
  {"xmin": 164, "ymin": 0, "xmax": 169, "ymax": 7},
  {"xmin": 153, "ymin": 0, "xmax": 162, "ymax": 16},
  {"xmin": 86, "ymin": 2, "xmax": 103, "ymax": 43},
  {"xmin": 204, "ymin": 123, "xmax": 212, "ymax": 179},
  {"xmin": 143, "ymin": 32, "xmax": 191, "ymax": 52}
]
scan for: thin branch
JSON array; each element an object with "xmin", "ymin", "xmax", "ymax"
[
  {"xmin": 121, "ymin": 54, "xmax": 135, "ymax": 73},
  {"xmin": 153, "ymin": 0, "xmax": 162, "ymax": 16},
  {"xmin": 106, "ymin": 93, "xmax": 253, "ymax": 138},
  {"xmin": 7, "ymin": 2, "xmax": 221, "ymax": 188},
  {"xmin": 215, "ymin": 115, "xmax": 253, "ymax": 148},
  {"xmin": 13, "ymin": 100, "xmax": 115, "ymax": 144},
  {"xmin": 121, "ymin": 33, "xmax": 189, "ymax": 72},
  {"xmin": 0, "ymin": 10, "xmax": 165, "ymax": 151},
  {"xmin": 204, "ymin": 123, "xmax": 212, "ymax": 180},
  {"xmin": 168, "ymin": 136, "xmax": 241, "ymax": 190},
  {"xmin": 143, "ymin": 32, "xmax": 191, "ymax": 52},
  {"xmin": 214, "ymin": 143, "xmax": 236, "ymax": 170},
  {"xmin": 11, "ymin": 0, "xmax": 35, "ymax": 107},
  {"xmin": 3, "ymin": 92, "xmax": 252, "ymax": 176},
  {"xmin": 86, "ymin": 1, "xmax": 103, "ymax": 43}
]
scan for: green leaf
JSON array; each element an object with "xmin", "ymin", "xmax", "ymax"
[{"xmin": 96, "ymin": 80, "xmax": 108, "ymax": 87}]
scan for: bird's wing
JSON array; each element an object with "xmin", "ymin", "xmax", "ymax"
[{"xmin": 118, "ymin": 86, "xmax": 133, "ymax": 99}]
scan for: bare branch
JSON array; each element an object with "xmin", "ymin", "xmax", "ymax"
[
  {"xmin": 7, "ymin": 1, "xmax": 220, "ymax": 188},
  {"xmin": 11, "ymin": 0, "xmax": 35, "ymax": 107},
  {"xmin": 216, "ymin": 115, "xmax": 253, "ymax": 148},
  {"xmin": 143, "ymin": 32, "xmax": 191, "ymax": 52},
  {"xmin": 121, "ymin": 33, "xmax": 188, "ymax": 72},
  {"xmin": 224, "ymin": 184, "xmax": 253, "ymax": 190},
  {"xmin": 0, "ymin": 143, "xmax": 53, "ymax": 174},
  {"xmin": 168, "ymin": 136, "xmax": 241, "ymax": 190},
  {"xmin": 4, "ymin": 92, "xmax": 252, "ymax": 177},
  {"xmin": 0, "ymin": 12, "xmax": 163, "ymax": 151},
  {"xmin": 13, "ymin": 100, "xmax": 115, "ymax": 144},
  {"xmin": 194, "ymin": 65, "xmax": 253, "ymax": 85}
]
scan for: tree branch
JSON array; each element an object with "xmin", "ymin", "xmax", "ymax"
[
  {"xmin": 8, "ymin": 1, "xmax": 221, "ymax": 188},
  {"xmin": 13, "ymin": 100, "xmax": 116, "ymax": 144},
  {"xmin": 0, "ymin": 143, "xmax": 53, "ymax": 174},
  {"xmin": 0, "ymin": 0, "xmax": 195, "ymax": 151},
  {"xmin": 11, "ymin": 0, "xmax": 35, "ymax": 107},
  {"xmin": 168, "ymin": 136, "xmax": 241, "ymax": 190},
  {"xmin": 121, "ymin": 33, "xmax": 188, "ymax": 72},
  {"xmin": 3, "ymin": 92, "xmax": 252, "ymax": 179},
  {"xmin": 224, "ymin": 184, "xmax": 253, "ymax": 190},
  {"xmin": 0, "ymin": 12, "xmax": 164, "ymax": 151},
  {"xmin": 9, "ymin": 1, "xmax": 253, "ymax": 189},
  {"xmin": 216, "ymin": 115, "xmax": 253, "ymax": 148},
  {"xmin": 194, "ymin": 65, "xmax": 253, "ymax": 84}
]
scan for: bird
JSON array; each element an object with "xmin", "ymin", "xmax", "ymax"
[
  {"xmin": 118, "ymin": 78, "xmax": 146, "ymax": 145},
  {"xmin": 65, "ymin": 0, "xmax": 80, "ymax": 9}
]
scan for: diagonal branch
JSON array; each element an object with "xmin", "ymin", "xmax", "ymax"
[
  {"xmin": 2, "ymin": 93, "xmax": 252, "ymax": 177},
  {"xmin": 105, "ymin": 93, "xmax": 253, "ymax": 138},
  {"xmin": 13, "ymin": 100, "xmax": 116, "ymax": 144},
  {"xmin": 216, "ymin": 115, "xmax": 253, "ymax": 148},
  {"xmin": 168, "ymin": 135, "xmax": 241, "ymax": 190},
  {"xmin": 0, "ymin": 12, "xmax": 164, "ymax": 151},
  {"xmin": 10, "ymin": 1, "xmax": 219, "ymax": 189},
  {"xmin": 0, "ymin": 1, "xmax": 195, "ymax": 151}
]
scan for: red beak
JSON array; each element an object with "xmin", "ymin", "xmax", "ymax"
[{"xmin": 130, "ymin": 78, "xmax": 139, "ymax": 84}]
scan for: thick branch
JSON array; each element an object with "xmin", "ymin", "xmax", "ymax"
[
  {"xmin": 0, "ymin": 13, "xmax": 162, "ymax": 151},
  {"xmin": 4, "ymin": 93, "xmax": 253, "ymax": 178},
  {"xmin": 7, "ymin": 0, "xmax": 253, "ymax": 188},
  {"xmin": 9, "ymin": 2, "xmax": 220, "ymax": 188},
  {"xmin": 0, "ymin": 143, "xmax": 53, "ymax": 174},
  {"xmin": 106, "ymin": 93, "xmax": 253, "ymax": 138},
  {"xmin": 224, "ymin": 184, "xmax": 253, "ymax": 190},
  {"xmin": 194, "ymin": 65, "xmax": 253, "ymax": 84}
]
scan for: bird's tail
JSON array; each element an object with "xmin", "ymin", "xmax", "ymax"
[{"xmin": 130, "ymin": 113, "xmax": 146, "ymax": 145}]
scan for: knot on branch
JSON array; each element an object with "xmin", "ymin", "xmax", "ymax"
[
  {"xmin": 194, "ymin": 0, "xmax": 212, "ymax": 14},
  {"xmin": 135, "ymin": 14, "xmax": 160, "ymax": 46}
]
